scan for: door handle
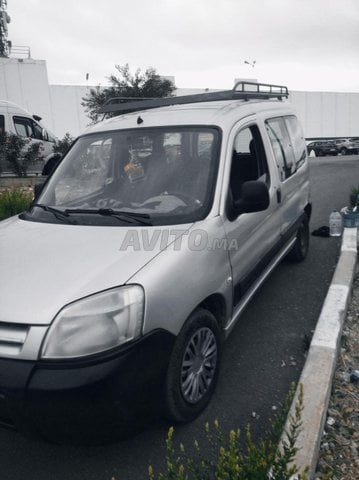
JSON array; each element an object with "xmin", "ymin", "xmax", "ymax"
[{"xmin": 276, "ymin": 188, "xmax": 282, "ymax": 203}]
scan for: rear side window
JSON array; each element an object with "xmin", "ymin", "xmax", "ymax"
[
  {"xmin": 284, "ymin": 116, "xmax": 306, "ymax": 170},
  {"xmin": 265, "ymin": 117, "xmax": 296, "ymax": 181},
  {"xmin": 0, "ymin": 115, "xmax": 4, "ymax": 135}
]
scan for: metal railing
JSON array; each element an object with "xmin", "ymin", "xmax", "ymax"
[
  {"xmin": 99, "ymin": 81, "xmax": 289, "ymax": 115},
  {"xmin": 9, "ymin": 45, "xmax": 31, "ymax": 59}
]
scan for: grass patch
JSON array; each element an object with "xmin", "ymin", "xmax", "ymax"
[{"xmin": 0, "ymin": 188, "xmax": 33, "ymax": 220}]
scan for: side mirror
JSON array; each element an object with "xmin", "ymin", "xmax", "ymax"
[
  {"xmin": 42, "ymin": 152, "xmax": 62, "ymax": 176},
  {"xmin": 233, "ymin": 180, "xmax": 270, "ymax": 215}
]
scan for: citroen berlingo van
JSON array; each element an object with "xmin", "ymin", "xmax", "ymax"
[{"xmin": 0, "ymin": 82, "xmax": 311, "ymax": 442}]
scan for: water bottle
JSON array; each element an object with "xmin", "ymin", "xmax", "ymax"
[{"xmin": 329, "ymin": 210, "xmax": 342, "ymax": 236}]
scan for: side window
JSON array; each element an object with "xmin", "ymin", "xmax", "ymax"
[
  {"xmin": 229, "ymin": 124, "xmax": 270, "ymax": 202},
  {"xmin": 13, "ymin": 116, "xmax": 30, "ymax": 137},
  {"xmin": 284, "ymin": 115, "xmax": 306, "ymax": 170},
  {"xmin": 0, "ymin": 115, "xmax": 4, "ymax": 135},
  {"xmin": 13, "ymin": 116, "xmax": 43, "ymax": 140},
  {"xmin": 265, "ymin": 117, "xmax": 296, "ymax": 181},
  {"xmin": 13, "ymin": 116, "xmax": 33, "ymax": 138}
]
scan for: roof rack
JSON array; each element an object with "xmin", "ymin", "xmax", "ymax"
[{"xmin": 98, "ymin": 81, "xmax": 289, "ymax": 115}]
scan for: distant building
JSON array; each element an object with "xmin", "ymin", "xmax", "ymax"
[{"xmin": 0, "ymin": 57, "xmax": 358, "ymax": 139}]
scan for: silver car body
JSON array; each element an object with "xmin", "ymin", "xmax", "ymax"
[
  {"xmin": 0, "ymin": 99, "xmax": 309, "ymax": 354},
  {"xmin": 0, "ymin": 90, "xmax": 311, "ymax": 439}
]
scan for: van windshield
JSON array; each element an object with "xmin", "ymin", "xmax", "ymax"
[{"xmin": 28, "ymin": 127, "xmax": 220, "ymax": 226}]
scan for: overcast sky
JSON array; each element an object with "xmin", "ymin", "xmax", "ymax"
[{"xmin": 6, "ymin": 0, "xmax": 359, "ymax": 92}]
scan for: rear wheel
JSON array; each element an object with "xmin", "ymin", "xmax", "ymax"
[
  {"xmin": 164, "ymin": 308, "xmax": 221, "ymax": 422},
  {"xmin": 288, "ymin": 214, "xmax": 309, "ymax": 262},
  {"xmin": 340, "ymin": 147, "xmax": 347, "ymax": 156}
]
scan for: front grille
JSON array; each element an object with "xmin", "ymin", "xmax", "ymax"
[{"xmin": 0, "ymin": 323, "xmax": 29, "ymax": 357}]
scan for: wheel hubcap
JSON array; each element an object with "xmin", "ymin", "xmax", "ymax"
[{"xmin": 180, "ymin": 327, "xmax": 217, "ymax": 404}]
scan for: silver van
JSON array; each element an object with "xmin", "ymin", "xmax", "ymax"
[{"xmin": 0, "ymin": 82, "xmax": 311, "ymax": 442}]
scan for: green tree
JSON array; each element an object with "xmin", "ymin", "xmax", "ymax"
[
  {"xmin": 53, "ymin": 132, "xmax": 74, "ymax": 156},
  {"xmin": 82, "ymin": 64, "xmax": 176, "ymax": 123}
]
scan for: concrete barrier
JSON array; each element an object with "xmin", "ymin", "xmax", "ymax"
[
  {"xmin": 0, "ymin": 176, "xmax": 46, "ymax": 188},
  {"xmin": 284, "ymin": 228, "xmax": 358, "ymax": 479}
]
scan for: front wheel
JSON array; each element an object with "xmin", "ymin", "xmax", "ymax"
[
  {"xmin": 164, "ymin": 308, "xmax": 221, "ymax": 423},
  {"xmin": 340, "ymin": 147, "xmax": 347, "ymax": 156},
  {"xmin": 288, "ymin": 214, "xmax": 309, "ymax": 262}
]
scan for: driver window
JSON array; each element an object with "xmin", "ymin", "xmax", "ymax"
[
  {"xmin": 13, "ymin": 116, "xmax": 29, "ymax": 137},
  {"xmin": 229, "ymin": 125, "xmax": 270, "ymax": 202}
]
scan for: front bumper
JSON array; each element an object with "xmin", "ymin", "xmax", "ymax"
[{"xmin": 0, "ymin": 329, "xmax": 175, "ymax": 444}]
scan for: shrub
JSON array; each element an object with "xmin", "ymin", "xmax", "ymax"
[
  {"xmin": 0, "ymin": 132, "xmax": 43, "ymax": 177},
  {"xmin": 148, "ymin": 384, "xmax": 308, "ymax": 480},
  {"xmin": 0, "ymin": 188, "xmax": 33, "ymax": 220}
]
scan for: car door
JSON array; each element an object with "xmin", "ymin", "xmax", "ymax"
[
  {"xmin": 264, "ymin": 115, "xmax": 309, "ymax": 239},
  {"xmin": 222, "ymin": 120, "xmax": 283, "ymax": 307}
]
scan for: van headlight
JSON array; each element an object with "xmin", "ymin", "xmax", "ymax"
[{"xmin": 41, "ymin": 285, "xmax": 144, "ymax": 359}]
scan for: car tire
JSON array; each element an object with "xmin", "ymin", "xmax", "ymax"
[
  {"xmin": 164, "ymin": 308, "xmax": 221, "ymax": 423},
  {"xmin": 340, "ymin": 147, "xmax": 347, "ymax": 156},
  {"xmin": 317, "ymin": 149, "xmax": 323, "ymax": 156},
  {"xmin": 288, "ymin": 214, "xmax": 309, "ymax": 262}
]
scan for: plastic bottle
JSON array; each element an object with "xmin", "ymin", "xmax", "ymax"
[{"xmin": 329, "ymin": 210, "xmax": 343, "ymax": 237}]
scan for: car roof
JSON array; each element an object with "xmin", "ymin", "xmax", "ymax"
[{"xmin": 83, "ymin": 98, "xmax": 294, "ymax": 136}]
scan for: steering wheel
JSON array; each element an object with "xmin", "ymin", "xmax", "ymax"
[{"xmin": 161, "ymin": 191, "xmax": 202, "ymax": 207}]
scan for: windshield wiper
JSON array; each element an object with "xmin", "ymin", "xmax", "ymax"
[
  {"xmin": 63, "ymin": 208, "xmax": 152, "ymax": 225},
  {"xmin": 30, "ymin": 203, "xmax": 73, "ymax": 223}
]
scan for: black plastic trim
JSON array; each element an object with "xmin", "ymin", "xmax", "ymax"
[
  {"xmin": 0, "ymin": 329, "xmax": 176, "ymax": 443},
  {"xmin": 233, "ymin": 214, "xmax": 305, "ymax": 306}
]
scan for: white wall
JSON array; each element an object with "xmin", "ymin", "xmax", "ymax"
[
  {"xmin": 49, "ymin": 85, "xmax": 91, "ymax": 137},
  {"xmin": 0, "ymin": 58, "xmax": 54, "ymax": 131},
  {"xmin": 289, "ymin": 91, "xmax": 359, "ymax": 138},
  {"xmin": 1, "ymin": 57, "xmax": 359, "ymax": 139}
]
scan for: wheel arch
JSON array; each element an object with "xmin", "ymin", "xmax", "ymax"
[
  {"xmin": 197, "ymin": 293, "xmax": 227, "ymax": 330},
  {"xmin": 304, "ymin": 202, "xmax": 312, "ymax": 221}
]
